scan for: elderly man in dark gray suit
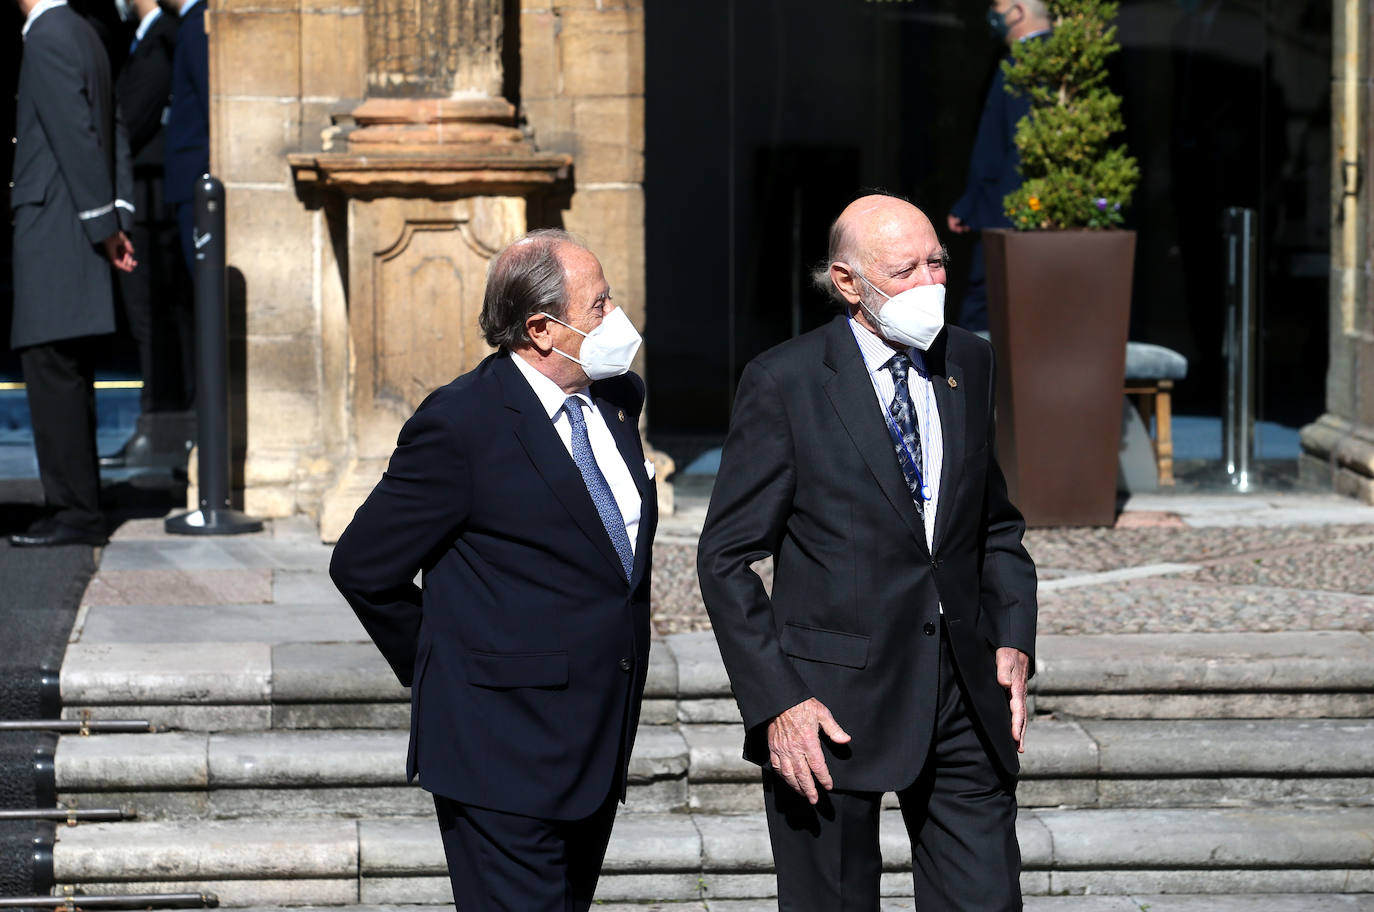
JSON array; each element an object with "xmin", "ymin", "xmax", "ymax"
[{"xmin": 9, "ymin": 0, "xmax": 136, "ymax": 547}]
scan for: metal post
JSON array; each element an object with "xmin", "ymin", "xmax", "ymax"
[
  {"xmin": 166, "ymin": 175, "xmax": 262, "ymax": 535},
  {"xmin": 1222, "ymin": 207, "xmax": 1258, "ymax": 492}
]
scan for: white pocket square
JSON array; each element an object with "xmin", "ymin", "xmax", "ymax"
[{"xmin": 644, "ymin": 458, "xmax": 656, "ymax": 480}]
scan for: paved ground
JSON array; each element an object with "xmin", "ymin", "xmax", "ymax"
[{"xmin": 650, "ymin": 484, "xmax": 1374, "ymax": 636}]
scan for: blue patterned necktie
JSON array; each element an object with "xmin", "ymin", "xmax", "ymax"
[
  {"xmin": 885, "ymin": 353, "xmax": 925, "ymax": 515},
  {"xmin": 564, "ymin": 397, "xmax": 635, "ymax": 580}
]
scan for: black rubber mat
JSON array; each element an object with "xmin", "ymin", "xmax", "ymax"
[{"xmin": 0, "ymin": 480, "xmax": 94, "ymax": 898}]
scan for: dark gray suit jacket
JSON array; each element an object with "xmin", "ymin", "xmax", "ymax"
[
  {"xmin": 10, "ymin": 3, "xmax": 132, "ymax": 349},
  {"xmin": 697, "ymin": 316, "xmax": 1038, "ymax": 788}
]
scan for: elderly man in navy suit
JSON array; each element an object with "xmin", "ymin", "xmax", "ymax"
[
  {"xmin": 699, "ymin": 195, "xmax": 1037, "ymax": 910},
  {"xmin": 9, "ymin": 0, "xmax": 135, "ymax": 547},
  {"xmin": 947, "ymin": 0, "xmax": 1053, "ymax": 333},
  {"xmin": 331, "ymin": 229, "xmax": 657, "ymax": 911}
]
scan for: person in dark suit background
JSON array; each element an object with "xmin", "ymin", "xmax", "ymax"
[
  {"xmin": 697, "ymin": 195, "xmax": 1037, "ymax": 910},
  {"xmin": 164, "ymin": 0, "xmax": 205, "ymax": 271},
  {"xmin": 947, "ymin": 0, "xmax": 1052, "ymax": 333},
  {"xmin": 330, "ymin": 229, "xmax": 658, "ymax": 911},
  {"xmin": 102, "ymin": 0, "xmax": 192, "ymax": 468},
  {"xmin": 8, "ymin": 0, "xmax": 136, "ymax": 547}
]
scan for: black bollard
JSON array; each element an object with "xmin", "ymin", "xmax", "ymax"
[{"xmin": 165, "ymin": 175, "xmax": 262, "ymax": 536}]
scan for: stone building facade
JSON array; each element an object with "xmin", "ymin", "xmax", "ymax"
[
  {"xmin": 206, "ymin": 0, "xmax": 647, "ymax": 538},
  {"xmin": 206, "ymin": 0, "xmax": 1374, "ymax": 528},
  {"xmin": 1301, "ymin": 2, "xmax": 1374, "ymax": 503}
]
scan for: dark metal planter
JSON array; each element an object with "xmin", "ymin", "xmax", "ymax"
[{"xmin": 984, "ymin": 228, "xmax": 1136, "ymax": 527}]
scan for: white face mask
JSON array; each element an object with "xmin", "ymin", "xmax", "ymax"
[
  {"xmin": 855, "ymin": 272, "xmax": 946, "ymax": 351},
  {"xmin": 539, "ymin": 306, "xmax": 643, "ymax": 381}
]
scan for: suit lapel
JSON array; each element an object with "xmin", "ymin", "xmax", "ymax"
[
  {"xmin": 498, "ymin": 355, "xmax": 629, "ymax": 582},
  {"xmin": 821, "ymin": 318, "xmax": 932, "ymax": 559},
  {"xmin": 595, "ymin": 394, "xmax": 656, "ymax": 589},
  {"xmin": 925, "ymin": 335, "xmax": 965, "ymax": 554}
]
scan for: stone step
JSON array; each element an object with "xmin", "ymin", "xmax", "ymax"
[
  {"xmin": 227, "ymin": 899, "xmax": 1374, "ymax": 912},
  {"xmin": 59, "ymin": 632, "xmax": 1374, "ymax": 732},
  {"xmin": 681, "ymin": 719, "xmax": 1374, "ymax": 812},
  {"xmin": 52, "ymin": 719, "xmax": 1374, "ymax": 819},
  {"xmin": 50, "ymin": 808, "xmax": 1374, "ymax": 905}
]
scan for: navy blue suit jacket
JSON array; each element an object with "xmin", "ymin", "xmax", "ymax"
[
  {"xmin": 331, "ymin": 353, "xmax": 658, "ymax": 821},
  {"xmin": 164, "ymin": 0, "xmax": 207, "ymax": 205},
  {"xmin": 950, "ymin": 53, "xmax": 1031, "ymax": 231}
]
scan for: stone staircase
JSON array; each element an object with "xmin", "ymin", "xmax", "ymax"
[{"xmin": 47, "ymin": 628, "xmax": 1374, "ymax": 907}]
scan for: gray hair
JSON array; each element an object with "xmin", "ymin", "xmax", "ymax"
[{"xmin": 480, "ymin": 228, "xmax": 578, "ymax": 350}]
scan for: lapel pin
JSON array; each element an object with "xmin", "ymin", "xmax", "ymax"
[
  {"xmin": 617, "ymin": 409, "xmax": 626, "ymax": 422},
  {"xmin": 948, "ymin": 376, "xmax": 958, "ymax": 389}
]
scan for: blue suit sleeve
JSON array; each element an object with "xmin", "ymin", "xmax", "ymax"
[{"xmin": 330, "ymin": 398, "xmax": 473, "ymax": 688}]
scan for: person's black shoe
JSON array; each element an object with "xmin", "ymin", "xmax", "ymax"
[
  {"xmin": 8, "ymin": 517, "xmax": 107, "ymax": 548},
  {"xmin": 99, "ymin": 431, "xmax": 153, "ymax": 468}
]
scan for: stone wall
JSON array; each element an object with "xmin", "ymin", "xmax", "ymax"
[
  {"xmin": 208, "ymin": 0, "xmax": 646, "ymax": 526},
  {"xmin": 520, "ymin": 0, "xmax": 646, "ymax": 377},
  {"xmin": 209, "ymin": 0, "xmax": 363, "ymax": 518}
]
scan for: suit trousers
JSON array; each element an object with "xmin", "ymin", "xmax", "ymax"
[
  {"xmin": 20, "ymin": 337, "xmax": 102, "ymax": 532},
  {"xmin": 433, "ymin": 787, "xmax": 619, "ymax": 912},
  {"xmin": 117, "ymin": 171, "xmax": 194, "ymax": 413},
  {"xmin": 763, "ymin": 626, "xmax": 1021, "ymax": 911}
]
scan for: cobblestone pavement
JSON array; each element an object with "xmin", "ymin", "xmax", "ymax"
[{"xmin": 650, "ymin": 491, "xmax": 1374, "ymax": 637}]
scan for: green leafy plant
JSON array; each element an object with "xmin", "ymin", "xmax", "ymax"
[{"xmin": 1002, "ymin": 0, "xmax": 1140, "ymax": 230}]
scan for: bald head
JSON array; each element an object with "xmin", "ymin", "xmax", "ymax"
[
  {"xmin": 992, "ymin": 0, "xmax": 1053, "ymax": 44},
  {"xmin": 814, "ymin": 194, "xmax": 947, "ymax": 311},
  {"xmin": 834, "ymin": 195, "xmax": 937, "ymax": 266}
]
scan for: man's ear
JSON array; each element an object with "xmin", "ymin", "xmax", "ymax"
[
  {"xmin": 525, "ymin": 312, "xmax": 554, "ymax": 353},
  {"xmin": 830, "ymin": 262, "xmax": 862, "ymax": 306}
]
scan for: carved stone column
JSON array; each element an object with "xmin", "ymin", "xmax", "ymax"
[
  {"xmin": 365, "ymin": 0, "xmax": 503, "ymax": 98},
  {"xmin": 1300, "ymin": 0, "xmax": 1374, "ymax": 502},
  {"xmin": 290, "ymin": 0, "xmax": 577, "ymax": 540}
]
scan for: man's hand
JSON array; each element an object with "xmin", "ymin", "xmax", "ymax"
[
  {"xmin": 103, "ymin": 231, "xmax": 137, "ymax": 272},
  {"xmin": 947, "ymin": 213, "xmax": 970, "ymax": 234},
  {"xmin": 767, "ymin": 697, "xmax": 852, "ymax": 805},
  {"xmin": 996, "ymin": 647, "xmax": 1030, "ymax": 752}
]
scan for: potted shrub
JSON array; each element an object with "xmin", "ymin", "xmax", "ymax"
[{"xmin": 983, "ymin": 0, "xmax": 1141, "ymax": 526}]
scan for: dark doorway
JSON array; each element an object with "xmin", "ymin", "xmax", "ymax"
[{"xmin": 644, "ymin": 0, "xmax": 1333, "ymax": 440}]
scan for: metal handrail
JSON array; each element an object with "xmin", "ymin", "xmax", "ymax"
[
  {"xmin": 0, "ymin": 721, "xmax": 154, "ymax": 735},
  {"xmin": 0, "ymin": 894, "xmax": 216, "ymax": 910},
  {"xmin": 0, "ymin": 809, "xmax": 133, "ymax": 823}
]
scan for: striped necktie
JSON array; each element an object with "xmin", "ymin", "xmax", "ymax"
[
  {"xmin": 885, "ymin": 352, "xmax": 925, "ymax": 514},
  {"xmin": 564, "ymin": 397, "xmax": 635, "ymax": 580}
]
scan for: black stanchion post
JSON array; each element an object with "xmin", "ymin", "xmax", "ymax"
[{"xmin": 166, "ymin": 175, "xmax": 262, "ymax": 536}]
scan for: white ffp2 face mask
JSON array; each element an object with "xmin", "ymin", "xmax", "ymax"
[
  {"xmin": 539, "ymin": 306, "xmax": 643, "ymax": 381},
  {"xmin": 856, "ymin": 273, "xmax": 946, "ymax": 351}
]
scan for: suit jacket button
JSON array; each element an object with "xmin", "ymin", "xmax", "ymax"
[
  {"xmin": 923, "ymin": 622, "xmax": 936, "ymax": 636},
  {"xmin": 618, "ymin": 657, "xmax": 632, "ymax": 672}
]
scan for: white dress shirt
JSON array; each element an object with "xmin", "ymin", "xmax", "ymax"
[
  {"xmin": 134, "ymin": 5, "xmax": 162, "ymax": 43},
  {"xmin": 512, "ymin": 353, "xmax": 641, "ymax": 553},
  {"xmin": 848, "ymin": 316, "xmax": 944, "ymax": 554},
  {"xmin": 22, "ymin": 0, "xmax": 67, "ymax": 38}
]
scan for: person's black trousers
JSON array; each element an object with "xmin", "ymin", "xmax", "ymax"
[
  {"xmin": 763, "ymin": 628, "xmax": 1021, "ymax": 911},
  {"xmin": 432, "ymin": 787, "xmax": 619, "ymax": 912},
  {"xmin": 118, "ymin": 171, "xmax": 194, "ymax": 413},
  {"xmin": 20, "ymin": 337, "xmax": 103, "ymax": 532}
]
